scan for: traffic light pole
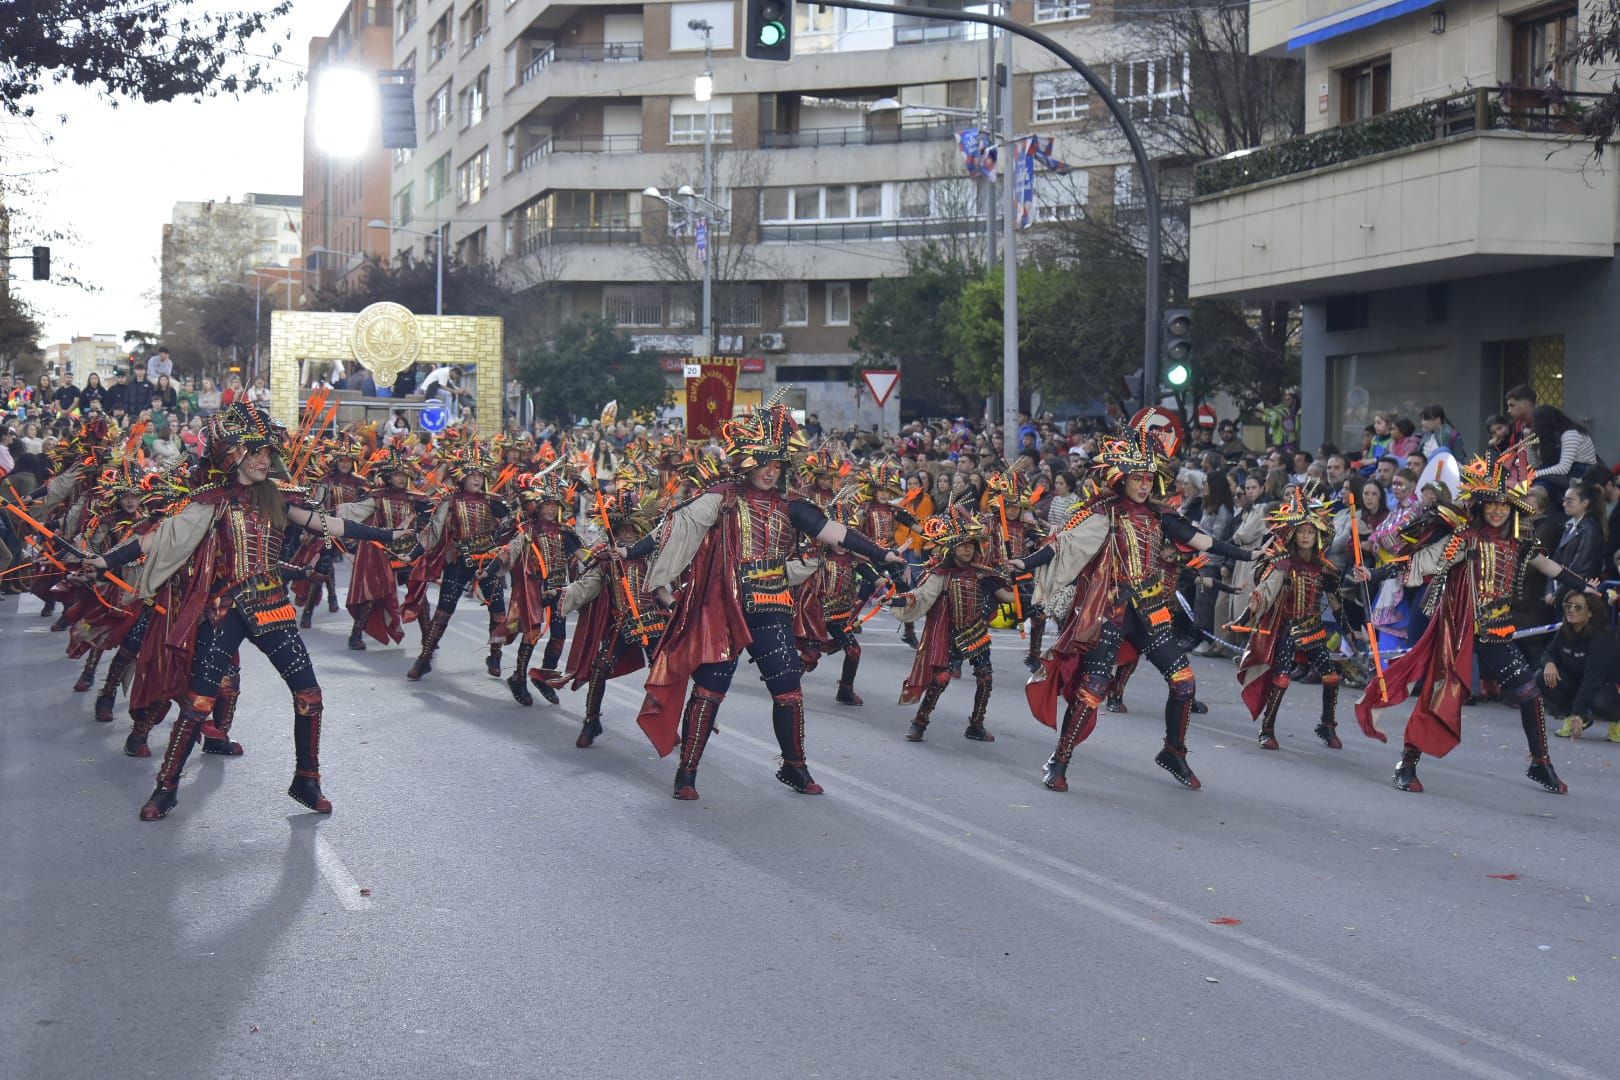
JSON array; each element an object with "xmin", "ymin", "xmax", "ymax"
[{"xmin": 810, "ymin": 0, "xmax": 1164, "ymax": 391}]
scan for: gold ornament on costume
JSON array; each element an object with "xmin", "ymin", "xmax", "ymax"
[{"xmin": 350, "ymin": 302, "xmax": 423, "ymax": 388}]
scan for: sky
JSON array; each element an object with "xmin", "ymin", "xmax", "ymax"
[{"xmin": 5, "ymin": 1, "xmax": 339, "ymax": 349}]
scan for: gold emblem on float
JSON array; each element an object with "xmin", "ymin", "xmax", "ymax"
[{"xmin": 351, "ymin": 302, "xmax": 423, "ymax": 388}]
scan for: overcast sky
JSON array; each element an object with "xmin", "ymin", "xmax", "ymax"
[{"xmin": 7, "ymin": 1, "xmax": 336, "ymax": 350}]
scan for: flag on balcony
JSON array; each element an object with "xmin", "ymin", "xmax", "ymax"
[{"xmin": 959, "ymin": 129, "xmax": 997, "ymax": 181}]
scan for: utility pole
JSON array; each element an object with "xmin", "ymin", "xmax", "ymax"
[{"xmin": 1000, "ymin": 25, "xmax": 1018, "ymax": 460}]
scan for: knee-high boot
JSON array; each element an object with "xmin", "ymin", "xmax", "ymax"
[
  {"xmin": 200, "ymin": 668, "xmax": 244, "ymax": 755},
  {"xmin": 1315, "ymin": 675, "xmax": 1343, "ymax": 748},
  {"xmin": 836, "ymin": 641, "xmax": 863, "ymax": 706},
  {"xmin": 140, "ymin": 691, "xmax": 214, "ymax": 820},
  {"xmin": 1025, "ymin": 615, "xmax": 1046, "ymax": 672},
  {"xmin": 1257, "ymin": 677, "xmax": 1288, "ymax": 750},
  {"xmin": 328, "ymin": 568, "xmax": 340, "ymax": 612},
  {"xmin": 577, "ymin": 665, "xmax": 608, "ymax": 747},
  {"xmin": 673, "ymin": 687, "xmax": 724, "ymax": 800},
  {"xmin": 1393, "ymin": 742, "xmax": 1423, "ymax": 792},
  {"xmin": 965, "ymin": 666, "xmax": 995, "ymax": 741},
  {"xmin": 486, "ymin": 612, "xmax": 505, "ymax": 678},
  {"xmin": 289, "ymin": 687, "xmax": 333, "ymax": 813},
  {"xmin": 407, "ymin": 609, "xmax": 451, "ymax": 680},
  {"xmin": 1045, "ymin": 690, "xmax": 1101, "ymax": 792},
  {"xmin": 1522, "ymin": 695, "xmax": 1568, "ymax": 794},
  {"xmin": 529, "ymin": 630, "xmax": 561, "ymax": 704},
  {"xmin": 95, "ymin": 643, "xmax": 138, "ymax": 722},
  {"xmin": 300, "ymin": 579, "xmax": 322, "ymax": 628},
  {"xmin": 73, "ymin": 648, "xmax": 103, "ymax": 693},
  {"xmin": 906, "ymin": 673, "xmax": 949, "ymax": 741},
  {"xmin": 1105, "ymin": 657, "xmax": 1138, "ymax": 712},
  {"xmin": 125, "ymin": 700, "xmax": 171, "ymax": 758},
  {"xmin": 772, "ymin": 688, "xmax": 822, "ymax": 794},
  {"xmin": 348, "ymin": 602, "xmax": 371, "ymax": 650},
  {"xmin": 1155, "ymin": 674, "xmax": 1202, "ymax": 789},
  {"xmin": 506, "ymin": 638, "xmax": 535, "ymax": 706}
]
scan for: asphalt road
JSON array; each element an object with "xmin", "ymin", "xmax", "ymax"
[{"xmin": 3, "ymin": 579, "xmax": 1619, "ymax": 1080}]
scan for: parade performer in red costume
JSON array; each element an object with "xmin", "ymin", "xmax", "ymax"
[
  {"xmin": 340, "ymin": 444, "xmax": 422, "ymax": 651},
  {"xmin": 498, "ymin": 469, "xmax": 581, "ymax": 706},
  {"xmin": 88, "ymin": 403, "xmax": 413, "ymax": 820},
  {"xmin": 1354, "ymin": 441, "xmax": 1595, "ymax": 794},
  {"xmin": 1235, "ymin": 490, "xmax": 1349, "ymax": 751},
  {"xmin": 1017, "ymin": 424, "xmax": 1258, "ymax": 792},
  {"xmin": 637, "ymin": 398, "xmax": 904, "ymax": 800},
  {"xmin": 892, "ymin": 504, "xmax": 1020, "ymax": 744}
]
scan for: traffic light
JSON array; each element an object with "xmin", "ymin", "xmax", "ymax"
[
  {"xmin": 745, "ymin": 0, "xmax": 793, "ymax": 61},
  {"xmin": 31, "ymin": 245, "xmax": 50, "ymax": 281},
  {"xmin": 1161, "ymin": 308, "xmax": 1192, "ymax": 390},
  {"xmin": 1120, "ymin": 367, "xmax": 1145, "ymax": 412}
]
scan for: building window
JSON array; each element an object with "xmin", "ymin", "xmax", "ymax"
[
  {"xmin": 393, "ymin": 183, "xmax": 414, "ymax": 226},
  {"xmin": 604, "ymin": 286, "xmax": 665, "ymax": 326},
  {"xmin": 782, "ymin": 282, "xmax": 809, "ymax": 325},
  {"xmin": 428, "ymin": 80, "xmax": 452, "ymax": 135},
  {"xmin": 1513, "ymin": 6, "xmax": 1579, "ymax": 88},
  {"xmin": 1113, "ymin": 164, "xmax": 1135, "ymax": 208},
  {"xmin": 459, "ymin": 1, "xmax": 488, "ymax": 52},
  {"xmin": 1486, "ymin": 335, "xmax": 1566, "ymax": 409},
  {"xmin": 1033, "ymin": 72, "xmax": 1089, "ymax": 123},
  {"xmin": 717, "ymin": 285, "xmax": 763, "ymax": 327},
  {"xmin": 459, "ymin": 69, "xmax": 488, "ymax": 129},
  {"xmin": 456, "ymin": 147, "xmax": 491, "ymax": 207},
  {"xmin": 1033, "ymin": 0, "xmax": 1090, "ymax": 23},
  {"xmin": 393, "ymin": 145, "xmax": 415, "ymax": 169},
  {"xmin": 424, "ymin": 153, "xmax": 451, "ymax": 205},
  {"xmin": 427, "ymin": 13, "xmax": 451, "ymax": 66},
  {"xmin": 397, "ymin": 0, "xmax": 416, "ymax": 38},
  {"xmin": 1036, "ymin": 170, "xmax": 1089, "ymax": 222},
  {"xmin": 761, "ymin": 184, "xmax": 884, "ymax": 222},
  {"xmin": 670, "ymin": 96, "xmax": 733, "ymax": 144},
  {"xmin": 826, "ymin": 282, "xmax": 852, "ymax": 326},
  {"xmin": 503, "ymin": 128, "xmax": 518, "ymax": 174},
  {"xmin": 1340, "ymin": 56, "xmax": 1391, "ymax": 123},
  {"xmin": 1111, "ymin": 56, "xmax": 1189, "ymax": 120}
]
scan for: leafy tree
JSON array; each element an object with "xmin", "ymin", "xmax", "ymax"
[
  {"xmin": 0, "ymin": 289, "xmax": 45, "ymax": 379},
  {"xmin": 516, "ymin": 315, "xmax": 670, "ymax": 425},
  {"xmin": 851, "ymin": 243, "xmax": 982, "ymax": 419},
  {"xmin": 0, "ymin": 0, "xmax": 293, "ymax": 118},
  {"xmin": 1567, "ymin": 5, "xmax": 1620, "ymax": 158}
]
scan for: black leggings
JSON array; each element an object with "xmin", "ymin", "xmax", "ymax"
[
  {"xmin": 437, "ymin": 558, "xmax": 506, "ymax": 616},
  {"xmin": 692, "ymin": 612, "xmax": 802, "ymax": 697},
  {"xmin": 189, "ymin": 608, "xmax": 319, "ymax": 697},
  {"xmin": 1079, "ymin": 604, "xmax": 1196, "ymax": 701}
]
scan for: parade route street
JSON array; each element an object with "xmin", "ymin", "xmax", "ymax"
[{"xmin": 4, "ymin": 586, "xmax": 1620, "ymax": 1080}]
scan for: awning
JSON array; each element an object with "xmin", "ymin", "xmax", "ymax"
[{"xmin": 1287, "ymin": 0, "xmax": 1440, "ymax": 50}]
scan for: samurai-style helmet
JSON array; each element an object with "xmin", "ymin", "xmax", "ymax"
[
  {"xmin": 1459, "ymin": 439, "xmax": 1538, "ymax": 516},
  {"xmin": 204, "ymin": 402, "xmax": 288, "ymax": 475},
  {"xmin": 919, "ymin": 502, "xmax": 989, "ymax": 556},
  {"xmin": 98, "ymin": 450, "xmax": 147, "ymax": 499},
  {"xmin": 1265, "ymin": 487, "xmax": 1335, "ymax": 548},
  {"xmin": 720, "ymin": 392, "xmax": 808, "ymax": 472},
  {"xmin": 516, "ymin": 468, "xmax": 568, "ymax": 507},
  {"xmin": 445, "ymin": 438, "xmax": 499, "ymax": 483},
  {"xmin": 985, "ymin": 469, "xmax": 1039, "ymax": 510},
  {"xmin": 859, "ymin": 458, "xmax": 905, "ymax": 499},
  {"xmin": 1092, "ymin": 422, "xmax": 1176, "ymax": 498}
]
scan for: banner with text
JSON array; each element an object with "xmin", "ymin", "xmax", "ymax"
[{"xmin": 684, "ymin": 356, "xmax": 740, "ymax": 439}]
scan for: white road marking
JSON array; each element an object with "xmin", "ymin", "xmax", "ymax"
[
  {"xmin": 313, "ymin": 833, "xmax": 373, "ymax": 913},
  {"xmin": 598, "ymin": 680, "xmax": 1595, "ymax": 1080}
]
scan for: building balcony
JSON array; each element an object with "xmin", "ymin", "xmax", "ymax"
[
  {"xmin": 515, "ymin": 225, "xmax": 641, "ymax": 256},
  {"xmin": 518, "ymin": 41, "xmax": 644, "ymax": 85},
  {"xmin": 519, "ymin": 133, "xmax": 643, "ymax": 172},
  {"xmin": 1189, "ymin": 88, "xmax": 1619, "ymax": 301},
  {"xmin": 759, "ymin": 119, "xmax": 954, "ymax": 149}
]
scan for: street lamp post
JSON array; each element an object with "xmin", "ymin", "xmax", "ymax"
[
  {"xmin": 367, "ymin": 219, "xmax": 443, "ymax": 315},
  {"xmin": 246, "ymin": 267, "xmax": 300, "ymax": 383},
  {"xmin": 690, "ymin": 19, "xmax": 716, "ymax": 356}
]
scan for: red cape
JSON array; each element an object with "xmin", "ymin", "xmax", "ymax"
[{"xmin": 1353, "ymin": 565, "xmax": 1475, "ymax": 755}]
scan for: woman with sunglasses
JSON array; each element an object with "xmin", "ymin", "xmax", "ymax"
[{"xmin": 1544, "ymin": 590, "xmax": 1620, "ymax": 741}]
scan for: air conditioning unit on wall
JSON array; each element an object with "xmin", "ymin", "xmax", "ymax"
[{"xmin": 756, "ymin": 332, "xmax": 786, "ymax": 352}]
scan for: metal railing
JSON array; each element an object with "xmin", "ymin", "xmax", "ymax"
[
  {"xmin": 516, "ymin": 226, "xmax": 641, "ymax": 255},
  {"xmin": 894, "ymin": 22, "xmax": 984, "ymax": 44},
  {"xmin": 519, "ymin": 41, "xmax": 645, "ymax": 84},
  {"xmin": 759, "ymin": 120, "xmax": 954, "ymax": 148},
  {"xmin": 1195, "ymin": 86, "xmax": 1605, "ymax": 198}
]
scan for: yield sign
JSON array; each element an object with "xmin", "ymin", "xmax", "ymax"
[{"xmin": 862, "ymin": 369, "xmax": 900, "ymax": 406}]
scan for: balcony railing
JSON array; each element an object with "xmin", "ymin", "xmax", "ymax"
[
  {"xmin": 760, "ymin": 120, "xmax": 954, "ymax": 148},
  {"xmin": 519, "ymin": 134, "xmax": 643, "ymax": 170},
  {"xmin": 761, "ymin": 220, "xmax": 979, "ymax": 243},
  {"xmin": 1195, "ymin": 86, "xmax": 1605, "ymax": 198},
  {"xmin": 516, "ymin": 226, "xmax": 642, "ymax": 255},
  {"xmin": 519, "ymin": 41, "xmax": 645, "ymax": 84},
  {"xmin": 894, "ymin": 22, "xmax": 984, "ymax": 45}
]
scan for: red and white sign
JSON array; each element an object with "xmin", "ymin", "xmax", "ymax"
[
  {"xmin": 862, "ymin": 369, "xmax": 900, "ymax": 407},
  {"xmin": 1130, "ymin": 406, "xmax": 1185, "ymax": 457}
]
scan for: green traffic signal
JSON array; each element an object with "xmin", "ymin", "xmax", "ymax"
[
  {"xmin": 1166, "ymin": 363, "xmax": 1191, "ymax": 387},
  {"xmin": 759, "ymin": 20, "xmax": 786, "ymax": 45}
]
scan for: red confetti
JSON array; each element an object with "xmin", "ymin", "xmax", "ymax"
[
  {"xmin": 1486, "ymin": 874, "xmax": 1520, "ymax": 881},
  {"xmin": 1209, "ymin": 917, "xmax": 1243, "ymax": 926},
  {"xmin": 359, "ymin": 888, "xmax": 372, "ymax": 897}
]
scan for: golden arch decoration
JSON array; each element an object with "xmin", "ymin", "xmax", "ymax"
[{"xmin": 267, "ymin": 304, "xmax": 504, "ymax": 428}]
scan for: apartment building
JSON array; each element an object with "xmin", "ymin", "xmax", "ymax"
[
  {"xmin": 1189, "ymin": 0, "xmax": 1620, "ymax": 454},
  {"xmin": 385, "ymin": 0, "xmax": 1173, "ymax": 427},
  {"xmin": 304, "ymin": 0, "xmax": 399, "ymax": 297}
]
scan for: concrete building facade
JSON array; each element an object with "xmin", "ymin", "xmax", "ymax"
[
  {"xmin": 1191, "ymin": 0, "xmax": 1619, "ymax": 455},
  {"xmin": 382, "ymin": 0, "xmax": 1171, "ymax": 428}
]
